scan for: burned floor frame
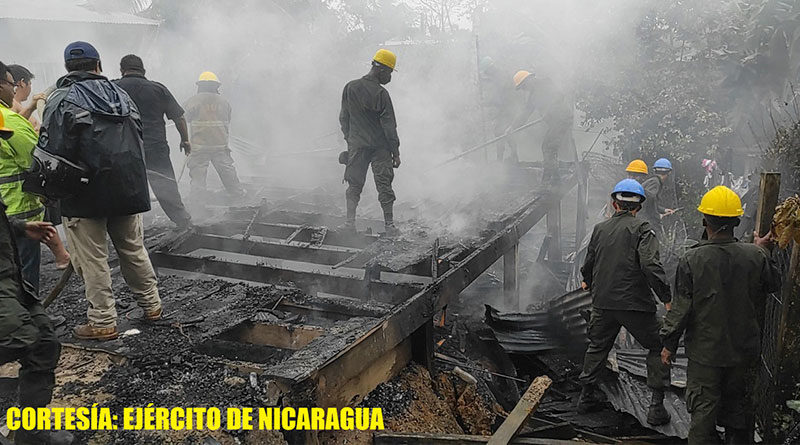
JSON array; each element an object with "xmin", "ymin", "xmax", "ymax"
[{"xmin": 145, "ymin": 170, "xmax": 583, "ymax": 442}]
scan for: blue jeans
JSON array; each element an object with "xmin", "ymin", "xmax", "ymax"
[{"xmin": 15, "ymin": 234, "xmax": 41, "ymax": 294}]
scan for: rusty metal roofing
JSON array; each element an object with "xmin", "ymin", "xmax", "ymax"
[{"xmin": 0, "ymin": 0, "xmax": 159, "ymax": 26}]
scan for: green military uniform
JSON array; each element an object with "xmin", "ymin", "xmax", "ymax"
[
  {"xmin": 579, "ymin": 211, "xmax": 672, "ymax": 389},
  {"xmin": 480, "ymin": 66, "xmax": 517, "ymax": 161},
  {"xmin": 339, "ymin": 73, "xmax": 399, "ymax": 223},
  {"xmin": 661, "ymin": 238, "xmax": 781, "ymax": 444},
  {"xmin": 183, "ymin": 91, "xmax": 243, "ymax": 197},
  {"xmin": 640, "ymin": 176, "xmax": 665, "ymax": 229},
  {"xmin": 512, "ymin": 77, "xmax": 573, "ymax": 183},
  {"xmin": 0, "ymin": 197, "xmax": 60, "ymax": 413}
]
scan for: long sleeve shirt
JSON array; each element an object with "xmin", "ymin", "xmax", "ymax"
[{"xmin": 581, "ymin": 211, "xmax": 672, "ymax": 312}]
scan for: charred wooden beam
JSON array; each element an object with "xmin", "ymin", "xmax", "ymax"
[
  {"xmin": 292, "ymin": 174, "xmax": 578, "ymax": 408},
  {"xmin": 151, "ymin": 252, "xmax": 424, "ymax": 304},
  {"xmin": 170, "ymin": 233, "xmax": 358, "ymax": 266}
]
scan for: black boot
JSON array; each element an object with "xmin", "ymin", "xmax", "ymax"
[
  {"xmin": 384, "ymin": 221, "xmax": 401, "ymax": 237},
  {"xmin": 576, "ymin": 385, "xmax": 605, "ymax": 414},
  {"xmin": 723, "ymin": 427, "xmax": 750, "ymax": 444},
  {"xmin": 14, "ymin": 429, "xmax": 74, "ymax": 445},
  {"xmin": 646, "ymin": 388, "xmax": 671, "ymax": 426}
]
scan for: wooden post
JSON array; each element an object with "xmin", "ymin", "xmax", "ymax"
[
  {"xmin": 411, "ymin": 318, "xmax": 434, "ymax": 373},
  {"xmin": 546, "ymin": 202, "xmax": 562, "ymax": 261},
  {"xmin": 504, "ymin": 244, "xmax": 519, "ymax": 310},
  {"xmin": 755, "ymin": 172, "xmax": 781, "ymax": 237},
  {"xmin": 574, "ymin": 164, "xmax": 589, "ymax": 255}
]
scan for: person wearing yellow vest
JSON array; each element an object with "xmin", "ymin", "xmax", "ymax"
[{"xmin": 0, "ymin": 61, "xmax": 46, "ymax": 293}]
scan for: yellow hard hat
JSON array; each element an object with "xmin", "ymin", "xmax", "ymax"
[
  {"xmin": 697, "ymin": 185, "xmax": 744, "ymax": 217},
  {"xmin": 513, "ymin": 70, "xmax": 532, "ymax": 88},
  {"xmin": 625, "ymin": 159, "xmax": 648, "ymax": 175},
  {"xmin": 198, "ymin": 71, "xmax": 220, "ymax": 83},
  {"xmin": 0, "ymin": 112, "xmax": 13, "ymax": 139},
  {"xmin": 373, "ymin": 49, "xmax": 396, "ymax": 70}
]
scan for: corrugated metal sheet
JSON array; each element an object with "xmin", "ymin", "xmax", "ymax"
[
  {"xmin": 0, "ymin": 0, "xmax": 159, "ymax": 25},
  {"xmin": 600, "ymin": 369, "xmax": 691, "ymax": 439},
  {"xmin": 613, "ymin": 347, "xmax": 688, "ymax": 388},
  {"xmin": 484, "ymin": 305, "xmax": 558, "ymax": 353},
  {"xmin": 547, "ymin": 288, "xmax": 592, "ymax": 345}
]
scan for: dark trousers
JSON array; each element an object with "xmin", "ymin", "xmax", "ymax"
[
  {"xmin": 579, "ymin": 307, "xmax": 670, "ymax": 389},
  {"xmin": 686, "ymin": 360, "xmax": 753, "ymax": 445},
  {"xmin": 0, "ymin": 303, "xmax": 60, "ymax": 408},
  {"xmin": 541, "ymin": 118, "xmax": 572, "ymax": 183},
  {"xmin": 344, "ymin": 147, "xmax": 396, "ymax": 220},
  {"xmin": 15, "ymin": 234, "xmax": 40, "ymax": 294},
  {"xmin": 145, "ymin": 148, "xmax": 192, "ymax": 227},
  {"xmin": 187, "ymin": 147, "xmax": 244, "ymax": 197}
]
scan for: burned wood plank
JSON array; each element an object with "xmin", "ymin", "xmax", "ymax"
[
  {"xmin": 488, "ymin": 376, "xmax": 553, "ymax": 445},
  {"xmin": 374, "ymin": 432, "xmax": 582, "ymax": 445},
  {"xmin": 292, "ymin": 176, "xmax": 577, "ymax": 408},
  {"xmin": 169, "ymin": 233, "xmax": 358, "ymax": 265},
  {"xmin": 504, "ymin": 244, "xmax": 519, "ymax": 310},
  {"xmin": 199, "ymin": 221, "xmax": 379, "ymax": 249},
  {"xmin": 151, "ymin": 252, "xmax": 423, "ymax": 304}
]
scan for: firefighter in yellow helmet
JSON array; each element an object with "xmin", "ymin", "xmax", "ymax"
[
  {"xmin": 661, "ymin": 186, "xmax": 780, "ymax": 444},
  {"xmin": 507, "ymin": 69, "xmax": 574, "ymax": 184},
  {"xmin": 183, "ymin": 71, "xmax": 244, "ymax": 206},
  {"xmin": 339, "ymin": 49, "xmax": 401, "ymax": 236}
]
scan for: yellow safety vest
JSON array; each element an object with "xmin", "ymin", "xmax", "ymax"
[{"xmin": 0, "ymin": 104, "xmax": 44, "ymax": 221}]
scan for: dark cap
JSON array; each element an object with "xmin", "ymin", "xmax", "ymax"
[
  {"xmin": 120, "ymin": 54, "xmax": 145, "ymax": 72},
  {"xmin": 64, "ymin": 41, "xmax": 100, "ymax": 61}
]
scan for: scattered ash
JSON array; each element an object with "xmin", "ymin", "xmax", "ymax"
[{"xmin": 361, "ymin": 378, "xmax": 414, "ymax": 418}]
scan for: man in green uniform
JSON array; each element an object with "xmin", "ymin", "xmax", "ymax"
[
  {"xmin": 183, "ymin": 71, "xmax": 244, "ymax": 202},
  {"xmin": 660, "ymin": 185, "xmax": 780, "ymax": 444},
  {"xmin": 339, "ymin": 49, "xmax": 401, "ymax": 236},
  {"xmin": 578, "ymin": 179, "xmax": 672, "ymax": 425},
  {"xmin": 0, "ymin": 61, "xmax": 45, "ymax": 293},
  {"xmin": 508, "ymin": 70, "xmax": 573, "ymax": 183},
  {"xmin": 0, "ymin": 113, "xmax": 73, "ymax": 445},
  {"xmin": 640, "ymin": 158, "xmax": 677, "ymax": 230},
  {"xmin": 479, "ymin": 57, "xmax": 516, "ymax": 162}
]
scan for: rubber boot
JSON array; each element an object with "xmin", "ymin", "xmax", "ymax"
[
  {"xmin": 724, "ymin": 427, "xmax": 750, "ymax": 444},
  {"xmin": 576, "ymin": 385, "xmax": 605, "ymax": 414},
  {"xmin": 14, "ymin": 429, "xmax": 74, "ymax": 444},
  {"xmin": 646, "ymin": 388, "xmax": 671, "ymax": 426},
  {"xmin": 383, "ymin": 208, "xmax": 400, "ymax": 237},
  {"xmin": 339, "ymin": 202, "xmax": 357, "ymax": 233}
]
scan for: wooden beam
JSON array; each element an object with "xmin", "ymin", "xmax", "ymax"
[
  {"xmin": 488, "ymin": 376, "xmax": 553, "ymax": 445},
  {"xmin": 150, "ymin": 252, "xmax": 423, "ymax": 304},
  {"xmin": 293, "ymin": 175, "xmax": 577, "ymax": 408},
  {"xmin": 546, "ymin": 202, "xmax": 562, "ymax": 261},
  {"xmin": 373, "ymin": 432, "xmax": 583, "ymax": 445},
  {"xmin": 504, "ymin": 244, "xmax": 519, "ymax": 310},
  {"xmin": 574, "ymin": 164, "xmax": 589, "ymax": 255},
  {"xmin": 755, "ymin": 172, "xmax": 781, "ymax": 236}
]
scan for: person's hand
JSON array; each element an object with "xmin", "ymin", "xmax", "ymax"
[
  {"xmin": 25, "ymin": 221, "xmax": 56, "ymax": 243},
  {"xmin": 393, "ymin": 155, "xmax": 401, "ymax": 168},
  {"xmin": 665, "ymin": 302, "xmax": 672, "ymax": 311},
  {"xmin": 754, "ymin": 230, "xmax": 774, "ymax": 249},
  {"xmin": 581, "ymin": 281, "xmax": 589, "ymax": 291},
  {"xmin": 661, "ymin": 347, "xmax": 673, "ymax": 365},
  {"xmin": 180, "ymin": 140, "xmax": 192, "ymax": 155},
  {"xmin": 32, "ymin": 92, "xmax": 47, "ymax": 102}
]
